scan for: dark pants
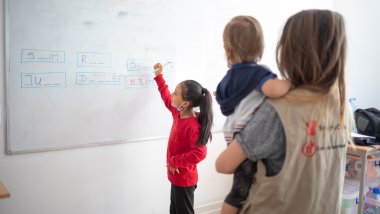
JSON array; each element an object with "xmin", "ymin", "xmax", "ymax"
[
  {"xmin": 224, "ymin": 159, "xmax": 257, "ymax": 208},
  {"xmin": 170, "ymin": 184, "xmax": 197, "ymax": 214}
]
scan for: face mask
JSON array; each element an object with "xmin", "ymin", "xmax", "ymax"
[{"xmin": 176, "ymin": 102, "xmax": 186, "ymax": 111}]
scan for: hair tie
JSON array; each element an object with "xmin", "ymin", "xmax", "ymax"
[{"xmin": 201, "ymin": 88, "xmax": 206, "ymax": 96}]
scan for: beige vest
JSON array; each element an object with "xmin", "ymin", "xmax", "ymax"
[{"xmin": 240, "ymin": 87, "xmax": 349, "ymax": 214}]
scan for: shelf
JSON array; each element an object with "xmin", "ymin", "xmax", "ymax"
[
  {"xmin": 346, "ymin": 143, "xmax": 380, "ymax": 214},
  {"xmin": 347, "ymin": 144, "xmax": 380, "ymax": 157}
]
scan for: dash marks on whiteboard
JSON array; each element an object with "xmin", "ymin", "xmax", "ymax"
[
  {"xmin": 19, "ymin": 49, "xmax": 67, "ymax": 88},
  {"xmin": 125, "ymin": 59, "xmax": 174, "ymax": 89},
  {"xmin": 75, "ymin": 52, "xmax": 120, "ymax": 85}
]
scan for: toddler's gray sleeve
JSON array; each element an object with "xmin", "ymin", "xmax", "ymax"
[{"xmin": 235, "ymin": 101, "xmax": 285, "ymax": 162}]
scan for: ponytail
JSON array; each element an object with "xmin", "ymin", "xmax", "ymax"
[{"xmin": 197, "ymin": 88, "xmax": 213, "ymax": 146}]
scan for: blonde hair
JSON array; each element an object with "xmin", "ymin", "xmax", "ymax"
[
  {"xmin": 276, "ymin": 10, "xmax": 347, "ymax": 121},
  {"xmin": 223, "ymin": 15, "xmax": 264, "ymax": 65}
]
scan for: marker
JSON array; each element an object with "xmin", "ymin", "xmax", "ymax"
[{"xmin": 153, "ymin": 61, "xmax": 171, "ymax": 73}]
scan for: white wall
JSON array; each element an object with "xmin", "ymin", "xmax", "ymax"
[
  {"xmin": 335, "ymin": 0, "xmax": 380, "ymax": 109},
  {"xmin": 7, "ymin": 0, "xmax": 380, "ymax": 214}
]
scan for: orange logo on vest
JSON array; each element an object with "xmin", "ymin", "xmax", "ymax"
[{"xmin": 302, "ymin": 120, "xmax": 318, "ymax": 158}]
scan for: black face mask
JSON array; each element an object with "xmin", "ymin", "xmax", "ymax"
[{"xmin": 176, "ymin": 102, "xmax": 186, "ymax": 111}]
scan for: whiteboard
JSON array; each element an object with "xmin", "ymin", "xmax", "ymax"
[
  {"xmin": 5, "ymin": 0, "xmax": 333, "ymax": 154},
  {"xmin": 5, "ymin": 0, "xmax": 234, "ymax": 154}
]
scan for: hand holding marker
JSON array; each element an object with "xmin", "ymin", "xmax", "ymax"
[{"xmin": 153, "ymin": 61, "xmax": 171, "ymax": 76}]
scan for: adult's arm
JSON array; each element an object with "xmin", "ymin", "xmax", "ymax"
[
  {"xmin": 215, "ymin": 139, "xmax": 246, "ymax": 174},
  {"xmin": 215, "ymin": 101, "xmax": 286, "ymax": 176}
]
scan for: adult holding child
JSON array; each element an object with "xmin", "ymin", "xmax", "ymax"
[{"xmin": 216, "ymin": 9, "xmax": 352, "ymax": 213}]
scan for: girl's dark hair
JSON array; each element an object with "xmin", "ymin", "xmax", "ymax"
[{"xmin": 180, "ymin": 80, "xmax": 213, "ymax": 146}]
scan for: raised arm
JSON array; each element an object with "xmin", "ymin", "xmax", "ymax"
[{"xmin": 153, "ymin": 63, "xmax": 175, "ymax": 112}]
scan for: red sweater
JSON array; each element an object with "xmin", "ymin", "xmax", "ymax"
[{"xmin": 154, "ymin": 74, "xmax": 207, "ymax": 187}]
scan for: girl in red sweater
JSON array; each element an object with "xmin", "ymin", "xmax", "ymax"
[{"xmin": 153, "ymin": 63, "xmax": 213, "ymax": 214}]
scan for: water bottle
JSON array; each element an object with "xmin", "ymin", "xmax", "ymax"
[
  {"xmin": 364, "ymin": 187, "xmax": 380, "ymax": 214},
  {"xmin": 348, "ymin": 97, "xmax": 358, "ymax": 133}
]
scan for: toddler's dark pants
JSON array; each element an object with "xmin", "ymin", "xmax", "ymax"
[{"xmin": 224, "ymin": 159, "xmax": 257, "ymax": 208}]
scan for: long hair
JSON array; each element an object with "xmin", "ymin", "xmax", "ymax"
[
  {"xmin": 223, "ymin": 15, "xmax": 264, "ymax": 65},
  {"xmin": 180, "ymin": 80, "xmax": 213, "ymax": 146},
  {"xmin": 276, "ymin": 9, "xmax": 347, "ymax": 122}
]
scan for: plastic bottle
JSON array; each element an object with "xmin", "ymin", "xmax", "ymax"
[
  {"xmin": 342, "ymin": 179, "xmax": 359, "ymax": 214},
  {"xmin": 348, "ymin": 97, "xmax": 358, "ymax": 133},
  {"xmin": 364, "ymin": 187, "xmax": 380, "ymax": 214}
]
